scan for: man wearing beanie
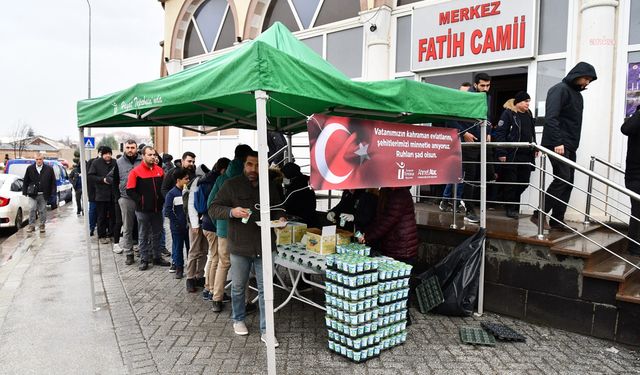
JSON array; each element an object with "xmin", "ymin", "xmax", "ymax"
[
  {"xmin": 495, "ymin": 91, "xmax": 537, "ymax": 219},
  {"xmin": 535, "ymin": 62, "xmax": 597, "ymax": 231}
]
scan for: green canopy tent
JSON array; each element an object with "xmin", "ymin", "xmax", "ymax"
[{"xmin": 77, "ymin": 22, "xmax": 487, "ymax": 374}]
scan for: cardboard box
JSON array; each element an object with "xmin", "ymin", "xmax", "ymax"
[
  {"xmin": 275, "ymin": 226, "xmax": 292, "ymax": 245},
  {"xmin": 306, "ymin": 228, "xmax": 337, "ymax": 255},
  {"xmin": 289, "ymin": 222, "xmax": 308, "ymax": 243},
  {"xmin": 306, "ymin": 227, "xmax": 354, "ymax": 254}
]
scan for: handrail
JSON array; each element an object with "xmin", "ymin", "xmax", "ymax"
[{"xmin": 593, "ymin": 156, "xmax": 625, "ymax": 175}]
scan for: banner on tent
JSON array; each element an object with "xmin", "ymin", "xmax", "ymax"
[{"xmin": 307, "ymin": 115, "xmax": 462, "ymax": 190}]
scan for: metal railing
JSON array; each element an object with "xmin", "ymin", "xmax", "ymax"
[
  {"xmin": 585, "ymin": 156, "xmax": 626, "ymax": 224},
  {"xmin": 425, "ymin": 142, "xmax": 640, "ymax": 272}
]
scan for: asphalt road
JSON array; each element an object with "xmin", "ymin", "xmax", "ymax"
[{"xmin": 0, "ymin": 227, "xmax": 18, "ymax": 246}]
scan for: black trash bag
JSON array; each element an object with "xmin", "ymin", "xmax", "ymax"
[{"xmin": 418, "ymin": 228, "xmax": 486, "ymax": 316}]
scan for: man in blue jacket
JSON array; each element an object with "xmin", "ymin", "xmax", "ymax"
[{"xmin": 533, "ymin": 62, "xmax": 597, "ymax": 231}]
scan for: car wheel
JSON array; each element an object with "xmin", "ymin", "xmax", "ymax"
[{"xmin": 15, "ymin": 208, "xmax": 23, "ymax": 229}]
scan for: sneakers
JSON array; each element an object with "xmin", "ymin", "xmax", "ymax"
[
  {"xmin": 211, "ymin": 300, "xmax": 223, "ymax": 313},
  {"xmin": 26, "ymin": 225, "xmax": 35, "ymax": 233},
  {"xmin": 175, "ymin": 267, "xmax": 184, "ymax": 279},
  {"xmin": 152, "ymin": 258, "xmax": 171, "ymax": 267},
  {"xmin": 125, "ymin": 254, "xmax": 135, "ymax": 265},
  {"xmin": 261, "ymin": 333, "xmax": 279, "ymax": 348},
  {"xmin": 161, "ymin": 247, "xmax": 171, "ymax": 257},
  {"xmin": 99, "ymin": 237, "xmax": 110, "ymax": 245},
  {"xmin": 464, "ymin": 211, "xmax": 480, "ymax": 223},
  {"xmin": 112, "ymin": 243, "xmax": 124, "ymax": 254},
  {"xmin": 39, "ymin": 225, "xmax": 45, "ymax": 233},
  {"xmin": 169, "ymin": 263, "xmax": 176, "ymax": 273},
  {"xmin": 139, "ymin": 261, "xmax": 149, "ymax": 271},
  {"xmin": 202, "ymin": 289, "xmax": 212, "ymax": 301},
  {"xmin": 233, "ymin": 321, "xmax": 249, "ymax": 336},
  {"xmin": 438, "ymin": 200, "xmax": 453, "ymax": 212}
]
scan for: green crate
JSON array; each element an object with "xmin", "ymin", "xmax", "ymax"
[
  {"xmin": 415, "ymin": 276, "xmax": 444, "ymax": 314},
  {"xmin": 459, "ymin": 326, "xmax": 496, "ymax": 346}
]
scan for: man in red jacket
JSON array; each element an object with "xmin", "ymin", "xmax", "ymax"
[{"xmin": 126, "ymin": 146, "xmax": 171, "ymax": 270}]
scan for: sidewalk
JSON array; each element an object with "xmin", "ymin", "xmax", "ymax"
[{"xmin": 1, "ymin": 204, "xmax": 639, "ymax": 374}]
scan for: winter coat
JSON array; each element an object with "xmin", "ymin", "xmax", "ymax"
[
  {"xmin": 284, "ymin": 174, "xmax": 317, "ymax": 226},
  {"xmin": 126, "ymin": 163, "xmax": 164, "ymax": 213},
  {"xmin": 495, "ymin": 99, "xmax": 537, "ymax": 169},
  {"xmin": 207, "ymin": 158, "xmax": 244, "ymax": 238},
  {"xmin": 85, "ymin": 157, "xmax": 98, "ymax": 201},
  {"xmin": 209, "ymin": 174, "xmax": 284, "ymax": 258},
  {"xmin": 541, "ymin": 62, "xmax": 598, "ymax": 152},
  {"xmin": 330, "ymin": 189, "xmax": 378, "ymax": 233},
  {"xmin": 161, "ymin": 166, "xmax": 196, "ymax": 198},
  {"xmin": 107, "ymin": 154, "xmax": 142, "ymax": 199},
  {"xmin": 69, "ymin": 166, "xmax": 82, "ymax": 191},
  {"xmin": 197, "ymin": 170, "xmax": 221, "ymax": 232},
  {"xmin": 164, "ymin": 186, "xmax": 188, "ymax": 233},
  {"xmin": 22, "ymin": 163, "xmax": 57, "ymax": 201},
  {"xmin": 621, "ymin": 108, "xmax": 640, "ymax": 178},
  {"xmin": 364, "ymin": 187, "xmax": 418, "ymax": 261},
  {"xmin": 88, "ymin": 157, "xmax": 115, "ymax": 202}
]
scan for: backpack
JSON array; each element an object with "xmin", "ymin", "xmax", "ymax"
[{"xmin": 194, "ymin": 177, "xmax": 214, "ymax": 214}]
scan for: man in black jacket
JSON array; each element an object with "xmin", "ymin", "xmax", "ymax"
[
  {"xmin": 22, "ymin": 155, "xmax": 56, "ymax": 233},
  {"xmin": 161, "ymin": 151, "xmax": 196, "ymax": 197},
  {"xmin": 534, "ymin": 62, "xmax": 597, "ymax": 231},
  {"xmin": 88, "ymin": 146, "xmax": 115, "ymax": 244},
  {"xmin": 209, "ymin": 151, "xmax": 285, "ymax": 344},
  {"xmin": 622, "ymin": 106, "xmax": 640, "ymax": 255},
  {"xmin": 281, "ymin": 162, "xmax": 317, "ymax": 226}
]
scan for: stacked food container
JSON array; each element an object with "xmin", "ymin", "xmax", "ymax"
[{"xmin": 375, "ymin": 257, "xmax": 411, "ymax": 351}]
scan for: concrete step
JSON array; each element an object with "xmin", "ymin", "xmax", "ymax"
[
  {"xmin": 616, "ymin": 269, "xmax": 640, "ymax": 304},
  {"xmin": 550, "ymin": 227, "xmax": 626, "ymax": 258},
  {"xmin": 583, "ymin": 252, "xmax": 640, "ymax": 282}
]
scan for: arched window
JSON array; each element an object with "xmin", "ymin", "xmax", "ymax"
[
  {"xmin": 184, "ymin": 0, "xmax": 236, "ymax": 58},
  {"xmin": 262, "ymin": 0, "xmax": 360, "ymax": 32}
]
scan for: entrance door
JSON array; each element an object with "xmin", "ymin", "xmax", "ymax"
[{"xmin": 489, "ymin": 73, "xmax": 528, "ymax": 125}]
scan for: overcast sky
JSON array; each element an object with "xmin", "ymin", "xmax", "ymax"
[{"xmin": 0, "ymin": 1, "xmax": 165, "ymax": 141}]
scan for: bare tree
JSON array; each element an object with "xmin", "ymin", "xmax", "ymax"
[{"xmin": 10, "ymin": 121, "xmax": 31, "ymax": 158}]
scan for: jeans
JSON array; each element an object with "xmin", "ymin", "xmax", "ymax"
[
  {"xmin": 626, "ymin": 177, "xmax": 640, "ymax": 254},
  {"xmin": 170, "ymin": 230, "xmax": 189, "ymax": 268},
  {"xmin": 544, "ymin": 149, "xmax": 576, "ymax": 224},
  {"xmin": 28, "ymin": 195, "xmax": 47, "ymax": 226},
  {"xmin": 135, "ymin": 211, "xmax": 163, "ymax": 263},
  {"xmin": 230, "ymin": 253, "xmax": 273, "ymax": 334},
  {"xmin": 89, "ymin": 201, "xmax": 97, "ymax": 231},
  {"xmin": 118, "ymin": 197, "xmax": 137, "ymax": 255},
  {"xmin": 442, "ymin": 182, "xmax": 464, "ymax": 199}
]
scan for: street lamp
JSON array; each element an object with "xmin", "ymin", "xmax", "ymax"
[{"xmin": 86, "ymin": 0, "xmax": 92, "ymax": 136}]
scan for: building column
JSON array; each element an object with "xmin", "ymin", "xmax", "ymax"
[
  {"xmin": 360, "ymin": 5, "xmax": 392, "ymax": 81},
  {"xmin": 567, "ymin": 0, "xmax": 618, "ymax": 221}
]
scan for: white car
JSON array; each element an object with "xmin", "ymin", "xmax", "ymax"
[{"xmin": 0, "ymin": 174, "xmax": 30, "ymax": 228}]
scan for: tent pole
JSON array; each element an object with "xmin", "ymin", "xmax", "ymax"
[
  {"xmin": 286, "ymin": 133, "xmax": 293, "ymax": 163},
  {"xmin": 255, "ymin": 90, "xmax": 277, "ymax": 374},
  {"xmin": 477, "ymin": 120, "xmax": 487, "ymax": 316},
  {"xmin": 78, "ymin": 128, "xmax": 98, "ymax": 312}
]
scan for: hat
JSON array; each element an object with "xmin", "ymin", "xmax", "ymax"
[
  {"xmin": 281, "ymin": 162, "xmax": 301, "ymax": 179},
  {"xmin": 513, "ymin": 91, "xmax": 530, "ymax": 105}
]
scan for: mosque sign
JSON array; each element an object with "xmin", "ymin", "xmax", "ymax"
[
  {"xmin": 307, "ymin": 115, "xmax": 462, "ymax": 190},
  {"xmin": 411, "ymin": 0, "xmax": 536, "ymax": 71}
]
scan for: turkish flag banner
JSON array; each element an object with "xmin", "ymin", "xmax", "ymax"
[{"xmin": 308, "ymin": 115, "xmax": 462, "ymax": 190}]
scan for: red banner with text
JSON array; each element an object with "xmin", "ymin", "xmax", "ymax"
[{"xmin": 307, "ymin": 115, "xmax": 462, "ymax": 190}]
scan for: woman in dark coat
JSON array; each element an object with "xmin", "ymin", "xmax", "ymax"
[{"xmin": 360, "ymin": 186, "xmax": 418, "ymax": 263}]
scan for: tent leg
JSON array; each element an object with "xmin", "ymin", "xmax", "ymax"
[
  {"xmin": 256, "ymin": 90, "xmax": 277, "ymax": 374},
  {"xmin": 78, "ymin": 128, "xmax": 98, "ymax": 312},
  {"xmin": 476, "ymin": 120, "xmax": 487, "ymax": 316},
  {"xmin": 286, "ymin": 133, "xmax": 293, "ymax": 162}
]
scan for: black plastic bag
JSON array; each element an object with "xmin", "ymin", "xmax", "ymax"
[{"xmin": 418, "ymin": 228, "xmax": 486, "ymax": 316}]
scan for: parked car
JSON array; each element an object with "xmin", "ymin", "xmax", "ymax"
[
  {"xmin": 0, "ymin": 174, "xmax": 30, "ymax": 228},
  {"xmin": 4, "ymin": 159, "xmax": 73, "ymax": 208}
]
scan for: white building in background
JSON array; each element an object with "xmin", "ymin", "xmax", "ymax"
[{"xmin": 154, "ymin": 0, "xmax": 640, "ymax": 220}]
